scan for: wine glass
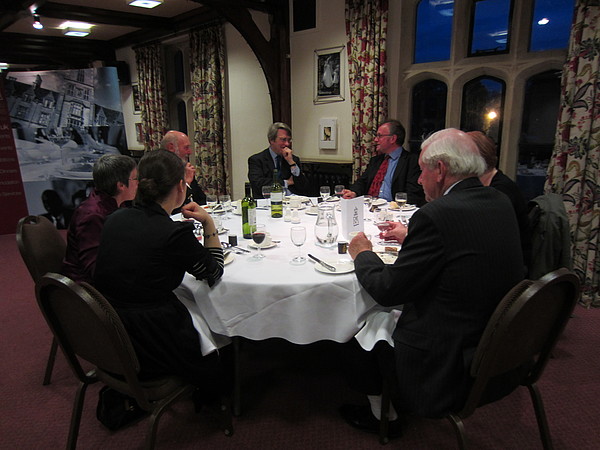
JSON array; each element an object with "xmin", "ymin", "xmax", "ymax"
[
  {"xmin": 261, "ymin": 185, "xmax": 272, "ymax": 208},
  {"xmin": 375, "ymin": 220, "xmax": 392, "ymax": 245},
  {"xmin": 334, "ymin": 184, "xmax": 344, "ymax": 197},
  {"xmin": 220, "ymin": 194, "xmax": 231, "ymax": 219},
  {"xmin": 320, "ymin": 185, "xmax": 331, "ymax": 201},
  {"xmin": 250, "ymin": 224, "xmax": 266, "ymax": 260},
  {"xmin": 206, "ymin": 194, "xmax": 217, "ymax": 210},
  {"xmin": 290, "ymin": 226, "xmax": 306, "ymax": 265},
  {"xmin": 395, "ymin": 192, "xmax": 407, "ymax": 209}
]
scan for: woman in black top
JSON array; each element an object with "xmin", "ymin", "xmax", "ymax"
[{"xmin": 95, "ymin": 150, "xmax": 227, "ymax": 393}]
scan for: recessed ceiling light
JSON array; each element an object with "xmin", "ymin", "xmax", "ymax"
[
  {"xmin": 59, "ymin": 21, "xmax": 93, "ymax": 30},
  {"xmin": 63, "ymin": 27, "xmax": 90, "ymax": 37},
  {"xmin": 538, "ymin": 18, "xmax": 550, "ymax": 26},
  {"xmin": 128, "ymin": 0, "xmax": 163, "ymax": 8}
]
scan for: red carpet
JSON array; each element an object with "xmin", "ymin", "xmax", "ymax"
[{"xmin": 1, "ymin": 232, "xmax": 599, "ymax": 449}]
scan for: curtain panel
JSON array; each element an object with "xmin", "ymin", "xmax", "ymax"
[
  {"xmin": 134, "ymin": 43, "xmax": 169, "ymax": 151},
  {"xmin": 546, "ymin": 0, "xmax": 600, "ymax": 307},
  {"xmin": 345, "ymin": 0, "xmax": 389, "ymax": 182},
  {"xmin": 190, "ymin": 25, "xmax": 230, "ymax": 197}
]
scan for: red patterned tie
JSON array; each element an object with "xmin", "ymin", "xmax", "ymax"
[{"xmin": 368, "ymin": 155, "xmax": 390, "ymax": 198}]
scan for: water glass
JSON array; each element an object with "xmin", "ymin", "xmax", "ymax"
[
  {"xmin": 320, "ymin": 185, "xmax": 331, "ymax": 201},
  {"xmin": 334, "ymin": 184, "xmax": 344, "ymax": 197},
  {"xmin": 290, "ymin": 226, "xmax": 306, "ymax": 265},
  {"xmin": 220, "ymin": 194, "xmax": 231, "ymax": 218}
]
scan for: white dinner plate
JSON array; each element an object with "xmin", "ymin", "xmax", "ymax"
[
  {"xmin": 224, "ymin": 252, "xmax": 235, "ymax": 265},
  {"xmin": 372, "ymin": 198, "xmax": 387, "ymax": 206},
  {"xmin": 247, "ymin": 241, "xmax": 277, "ymax": 250},
  {"xmin": 389, "ymin": 203, "xmax": 416, "ymax": 211},
  {"xmin": 305, "ymin": 210, "xmax": 319, "ymax": 216},
  {"xmin": 326, "ymin": 196, "xmax": 340, "ymax": 202},
  {"xmin": 217, "ymin": 227, "xmax": 228, "ymax": 235},
  {"xmin": 314, "ymin": 259, "xmax": 354, "ymax": 274}
]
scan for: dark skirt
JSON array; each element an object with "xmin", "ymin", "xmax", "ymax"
[{"xmin": 113, "ymin": 296, "xmax": 229, "ymax": 396}]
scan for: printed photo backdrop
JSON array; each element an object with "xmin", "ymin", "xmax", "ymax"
[{"xmin": 4, "ymin": 67, "xmax": 126, "ymax": 229}]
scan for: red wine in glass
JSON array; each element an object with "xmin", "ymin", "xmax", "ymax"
[
  {"xmin": 375, "ymin": 222, "xmax": 391, "ymax": 245},
  {"xmin": 252, "ymin": 232, "xmax": 266, "ymax": 245}
]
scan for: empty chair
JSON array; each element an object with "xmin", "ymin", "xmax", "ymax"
[
  {"xmin": 16, "ymin": 215, "xmax": 67, "ymax": 385},
  {"xmin": 36, "ymin": 273, "xmax": 233, "ymax": 450},
  {"xmin": 380, "ymin": 268, "xmax": 580, "ymax": 447}
]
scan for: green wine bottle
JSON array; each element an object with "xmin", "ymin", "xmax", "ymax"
[
  {"xmin": 242, "ymin": 182, "xmax": 256, "ymax": 238},
  {"xmin": 270, "ymin": 169, "xmax": 283, "ymax": 218}
]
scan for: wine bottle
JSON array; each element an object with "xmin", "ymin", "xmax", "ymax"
[
  {"xmin": 270, "ymin": 169, "xmax": 283, "ymax": 218},
  {"xmin": 242, "ymin": 182, "xmax": 256, "ymax": 239}
]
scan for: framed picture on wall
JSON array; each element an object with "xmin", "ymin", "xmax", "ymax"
[
  {"xmin": 132, "ymin": 84, "xmax": 141, "ymax": 114},
  {"xmin": 135, "ymin": 123, "xmax": 144, "ymax": 143},
  {"xmin": 314, "ymin": 46, "xmax": 345, "ymax": 104}
]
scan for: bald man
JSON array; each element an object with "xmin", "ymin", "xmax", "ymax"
[{"xmin": 160, "ymin": 130, "xmax": 207, "ymax": 207}]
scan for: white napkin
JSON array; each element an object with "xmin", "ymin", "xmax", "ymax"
[{"xmin": 354, "ymin": 309, "xmax": 402, "ymax": 350}]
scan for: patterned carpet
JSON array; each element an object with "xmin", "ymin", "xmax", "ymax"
[{"xmin": 1, "ymin": 232, "xmax": 599, "ymax": 449}]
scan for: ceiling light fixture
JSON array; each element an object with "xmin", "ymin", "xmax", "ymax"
[
  {"xmin": 32, "ymin": 14, "xmax": 43, "ymax": 30},
  {"xmin": 128, "ymin": 0, "xmax": 164, "ymax": 8},
  {"xmin": 63, "ymin": 27, "xmax": 90, "ymax": 37}
]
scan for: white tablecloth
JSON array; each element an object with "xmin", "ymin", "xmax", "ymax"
[{"xmin": 174, "ymin": 198, "xmax": 415, "ymax": 354}]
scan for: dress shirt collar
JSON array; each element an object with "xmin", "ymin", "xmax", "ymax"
[{"xmin": 386, "ymin": 146, "xmax": 403, "ymax": 161}]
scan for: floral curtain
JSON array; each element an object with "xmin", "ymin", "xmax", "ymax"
[
  {"xmin": 546, "ymin": 0, "xmax": 600, "ymax": 307},
  {"xmin": 345, "ymin": 0, "xmax": 389, "ymax": 181},
  {"xmin": 134, "ymin": 43, "xmax": 168, "ymax": 151},
  {"xmin": 190, "ymin": 25, "xmax": 229, "ymax": 196}
]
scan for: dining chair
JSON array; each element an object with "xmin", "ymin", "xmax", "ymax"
[
  {"xmin": 36, "ymin": 272, "xmax": 233, "ymax": 450},
  {"xmin": 379, "ymin": 268, "xmax": 580, "ymax": 447},
  {"xmin": 16, "ymin": 215, "xmax": 67, "ymax": 385}
]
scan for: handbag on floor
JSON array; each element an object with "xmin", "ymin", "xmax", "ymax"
[{"xmin": 96, "ymin": 386, "xmax": 148, "ymax": 430}]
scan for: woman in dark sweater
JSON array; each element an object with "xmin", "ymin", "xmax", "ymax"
[{"xmin": 94, "ymin": 150, "xmax": 227, "ymax": 393}]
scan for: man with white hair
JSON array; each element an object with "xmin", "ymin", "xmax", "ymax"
[
  {"xmin": 160, "ymin": 130, "xmax": 207, "ymax": 206},
  {"xmin": 340, "ymin": 128, "xmax": 524, "ymax": 437}
]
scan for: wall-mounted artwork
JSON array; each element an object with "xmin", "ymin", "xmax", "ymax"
[
  {"xmin": 132, "ymin": 84, "xmax": 141, "ymax": 114},
  {"xmin": 314, "ymin": 46, "xmax": 345, "ymax": 104}
]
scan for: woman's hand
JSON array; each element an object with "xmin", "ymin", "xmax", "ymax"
[{"xmin": 181, "ymin": 202, "xmax": 211, "ymax": 224}]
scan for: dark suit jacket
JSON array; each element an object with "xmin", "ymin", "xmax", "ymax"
[
  {"xmin": 172, "ymin": 176, "xmax": 206, "ymax": 215},
  {"xmin": 354, "ymin": 177, "xmax": 524, "ymax": 417},
  {"xmin": 248, "ymin": 148, "xmax": 309, "ymax": 198},
  {"xmin": 349, "ymin": 150, "xmax": 425, "ymax": 206}
]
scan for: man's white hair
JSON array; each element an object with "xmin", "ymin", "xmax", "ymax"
[{"xmin": 421, "ymin": 128, "xmax": 486, "ymax": 177}]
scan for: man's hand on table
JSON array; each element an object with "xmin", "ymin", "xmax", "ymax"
[{"xmin": 349, "ymin": 232, "xmax": 373, "ymax": 259}]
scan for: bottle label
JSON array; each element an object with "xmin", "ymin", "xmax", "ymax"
[
  {"xmin": 271, "ymin": 191, "xmax": 283, "ymax": 203},
  {"xmin": 248, "ymin": 208, "xmax": 256, "ymax": 229}
]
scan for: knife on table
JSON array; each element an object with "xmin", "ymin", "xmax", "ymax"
[{"xmin": 308, "ymin": 254, "xmax": 337, "ymax": 272}]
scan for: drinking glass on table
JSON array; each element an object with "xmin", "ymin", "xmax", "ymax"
[
  {"xmin": 290, "ymin": 226, "xmax": 306, "ymax": 265},
  {"xmin": 320, "ymin": 185, "xmax": 331, "ymax": 201},
  {"xmin": 206, "ymin": 194, "xmax": 217, "ymax": 210},
  {"xmin": 375, "ymin": 220, "xmax": 392, "ymax": 245},
  {"xmin": 334, "ymin": 184, "xmax": 345, "ymax": 197},
  {"xmin": 395, "ymin": 192, "xmax": 408, "ymax": 209},
  {"xmin": 261, "ymin": 185, "xmax": 272, "ymax": 208},
  {"xmin": 220, "ymin": 194, "xmax": 231, "ymax": 218},
  {"xmin": 250, "ymin": 224, "xmax": 266, "ymax": 260}
]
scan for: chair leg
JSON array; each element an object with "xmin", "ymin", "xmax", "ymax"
[
  {"xmin": 66, "ymin": 381, "xmax": 89, "ymax": 450},
  {"xmin": 233, "ymin": 336, "xmax": 242, "ymax": 417},
  {"xmin": 447, "ymin": 414, "xmax": 467, "ymax": 450},
  {"xmin": 527, "ymin": 383, "xmax": 554, "ymax": 450},
  {"xmin": 43, "ymin": 337, "xmax": 58, "ymax": 385},
  {"xmin": 379, "ymin": 378, "xmax": 390, "ymax": 445}
]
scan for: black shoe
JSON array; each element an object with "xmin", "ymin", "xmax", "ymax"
[{"xmin": 339, "ymin": 404, "xmax": 402, "ymax": 439}]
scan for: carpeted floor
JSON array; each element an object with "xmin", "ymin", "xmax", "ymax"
[{"xmin": 1, "ymin": 232, "xmax": 599, "ymax": 449}]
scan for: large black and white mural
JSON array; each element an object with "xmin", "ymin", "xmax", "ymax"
[{"xmin": 4, "ymin": 67, "xmax": 126, "ymax": 228}]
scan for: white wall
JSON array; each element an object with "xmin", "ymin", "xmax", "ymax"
[{"xmin": 290, "ymin": 0, "xmax": 352, "ymax": 163}]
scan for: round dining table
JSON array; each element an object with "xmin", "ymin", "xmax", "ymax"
[{"xmin": 174, "ymin": 197, "xmax": 417, "ymax": 355}]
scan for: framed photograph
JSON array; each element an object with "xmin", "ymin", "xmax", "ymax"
[
  {"xmin": 319, "ymin": 118, "xmax": 337, "ymax": 149},
  {"xmin": 132, "ymin": 84, "xmax": 141, "ymax": 114},
  {"xmin": 135, "ymin": 122, "xmax": 144, "ymax": 143},
  {"xmin": 314, "ymin": 46, "xmax": 345, "ymax": 104}
]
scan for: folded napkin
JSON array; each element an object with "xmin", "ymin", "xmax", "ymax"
[{"xmin": 354, "ymin": 309, "xmax": 402, "ymax": 351}]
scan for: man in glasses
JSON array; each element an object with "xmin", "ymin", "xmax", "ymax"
[
  {"xmin": 342, "ymin": 120, "xmax": 425, "ymax": 206},
  {"xmin": 248, "ymin": 122, "xmax": 309, "ymax": 198},
  {"xmin": 160, "ymin": 130, "xmax": 207, "ymax": 208}
]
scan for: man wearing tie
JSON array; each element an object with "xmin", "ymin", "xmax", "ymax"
[
  {"xmin": 342, "ymin": 120, "xmax": 425, "ymax": 206},
  {"xmin": 248, "ymin": 122, "xmax": 309, "ymax": 198}
]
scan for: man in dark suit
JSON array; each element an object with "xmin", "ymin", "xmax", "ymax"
[
  {"xmin": 340, "ymin": 128, "xmax": 524, "ymax": 436},
  {"xmin": 248, "ymin": 122, "xmax": 309, "ymax": 198},
  {"xmin": 160, "ymin": 130, "xmax": 207, "ymax": 206},
  {"xmin": 342, "ymin": 120, "xmax": 425, "ymax": 206}
]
